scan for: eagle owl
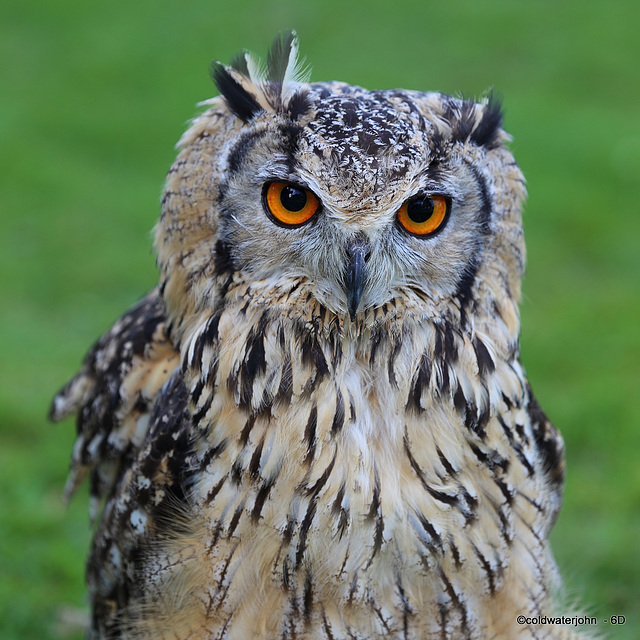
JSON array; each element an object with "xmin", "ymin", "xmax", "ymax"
[{"xmin": 51, "ymin": 33, "xmax": 585, "ymax": 640}]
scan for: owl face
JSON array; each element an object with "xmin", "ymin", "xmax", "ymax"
[{"xmin": 158, "ymin": 35, "xmax": 526, "ymax": 335}]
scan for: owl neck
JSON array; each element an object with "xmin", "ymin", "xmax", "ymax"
[{"xmin": 178, "ymin": 275, "xmax": 523, "ymax": 443}]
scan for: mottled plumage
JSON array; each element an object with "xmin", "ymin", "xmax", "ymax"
[{"xmin": 52, "ymin": 33, "xmax": 587, "ymax": 639}]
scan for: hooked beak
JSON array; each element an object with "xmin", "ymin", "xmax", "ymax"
[{"xmin": 344, "ymin": 239, "xmax": 370, "ymax": 321}]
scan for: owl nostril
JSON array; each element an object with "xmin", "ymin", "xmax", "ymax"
[
  {"xmin": 348, "ymin": 244, "xmax": 370, "ymax": 263},
  {"xmin": 348, "ymin": 233, "xmax": 371, "ymax": 261}
]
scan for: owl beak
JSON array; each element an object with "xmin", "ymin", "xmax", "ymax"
[{"xmin": 344, "ymin": 239, "xmax": 369, "ymax": 321}]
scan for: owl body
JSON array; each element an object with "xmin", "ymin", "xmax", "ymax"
[{"xmin": 52, "ymin": 35, "xmax": 584, "ymax": 639}]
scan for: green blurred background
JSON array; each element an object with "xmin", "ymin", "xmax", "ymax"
[{"xmin": 1, "ymin": 0, "xmax": 638, "ymax": 638}]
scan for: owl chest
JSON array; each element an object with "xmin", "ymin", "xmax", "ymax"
[
  {"xmin": 194, "ymin": 341, "xmax": 473, "ymax": 588},
  {"xmin": 174, "ymin": 317, "xmax": 539, "ymax": 638}
]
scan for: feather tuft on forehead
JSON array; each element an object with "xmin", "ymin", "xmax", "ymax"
[{"xmin": 210, "ymin": 31, "xmax": 311, "ymax": 122}]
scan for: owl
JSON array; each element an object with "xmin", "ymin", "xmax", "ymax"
[{"xmin": 51, "ymin": 33, "xmax": 587, "ymax": 640}]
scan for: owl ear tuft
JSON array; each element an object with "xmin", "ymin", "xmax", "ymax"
[
  {"xmin": 446, "ymin": 91, "xmax": 505, "ymax": 150},
  {"xmin": 211, "ymin": 31, "xmax": 311, "ymax": 122},
  {"xmin": 210, "ymin": 62, "xmax": 263, "ymax": 123},
  {"xmin": 266, "ymin": 31, "xmax": 310, "ymax": 94},
  {"xmin": 472, "ymin": 91, "xmax": 504, "ymax": 149}
]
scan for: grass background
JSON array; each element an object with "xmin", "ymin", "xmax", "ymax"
[{"xmin": 1, "ymin": 0, "xmax": 638, "ymax": 638}]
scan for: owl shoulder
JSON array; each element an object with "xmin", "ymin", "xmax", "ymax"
[{"xmin": 50, "ymin": 289, "xmax": 181, "ymax": 511}]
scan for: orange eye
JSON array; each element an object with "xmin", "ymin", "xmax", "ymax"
[
  {"xmin": 264, "ymin": 182, "xmax": 320, "ymax": 227},
  {"xmin": 397, "ymin": 195, "xmax": 449, "ymax": 237}
]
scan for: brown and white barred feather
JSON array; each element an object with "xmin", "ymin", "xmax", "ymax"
[
  {"xmin": 51, "ymin": 33, "xmax": 590, "ymax": 640},
  {"xmin": 50, "ymin": 290, "xmax": 179, "ymax": 508}
]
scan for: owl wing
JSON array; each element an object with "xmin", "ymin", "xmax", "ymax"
[
  {"xmin": 526, "ymin": 383, "xmax": 566, "ymax": 525},
  {"xmin": 51, "ymin": 289, "xmax": 197, "ymax": 635},
  {"xmin": 50, "ymin": 288, "xmax": 181, "ymax": 512}
]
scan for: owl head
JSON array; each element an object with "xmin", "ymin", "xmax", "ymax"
[{"xmin": 156, "ymin": 33, "xmax": 526, "ymax": 344}]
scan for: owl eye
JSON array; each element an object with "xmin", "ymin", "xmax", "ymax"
[
  {"xmin": 263, "ymin": 182, "xmax": 320, "ymax": 227},
  {"xmin": 397, "ymin": 194, "xmax": 450, "ymax": 237}
]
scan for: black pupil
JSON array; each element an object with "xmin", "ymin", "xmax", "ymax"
[
  {"xmin": 280, "ymin": 186, "xmax": 307, "ymax": 212},
  {"xmin": 407, "ymin": 197, "xmax": 434, "ymax": 223}
]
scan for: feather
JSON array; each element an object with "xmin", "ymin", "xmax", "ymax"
[{"xmin": 211, "ymin": 32, "xmax": 311, "ymax": 119}]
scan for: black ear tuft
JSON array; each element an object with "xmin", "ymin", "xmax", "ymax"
[
  {"xmin": 266, "ymin": 31, "xmax": 296, "ymax": 85},
  {"xmin": 229, "ymin": 51, "xmax": 250, "ymax": 76},
  {"xmin": 448, "ymin": 92, "xmax": 504, "ymax": 149},
  {"xmin": 210, "ymin": 62, "xmax": 262, "ymax": 123},
  {"xmin": 470, "ymin": 92, "xmax": 503, "ymax": 149}
]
